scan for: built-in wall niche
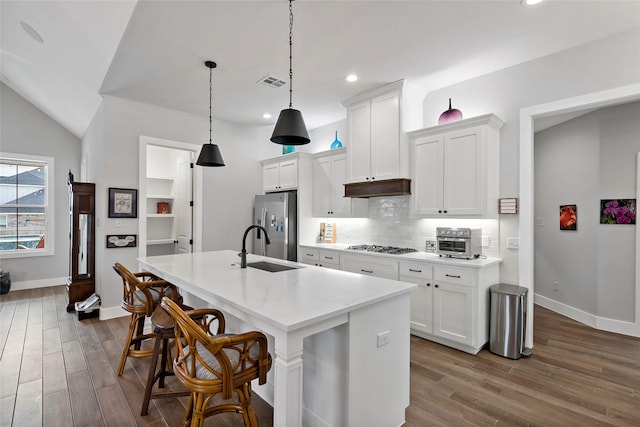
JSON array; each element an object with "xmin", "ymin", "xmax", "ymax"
[{"xmin": 145, "ymin": 145, "xmax": 179, "ymax": 250}]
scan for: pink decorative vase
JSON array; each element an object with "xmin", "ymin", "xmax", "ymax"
[{"xmin": 438, "ymin": 98, "xmax": 463, "ymax": 124}]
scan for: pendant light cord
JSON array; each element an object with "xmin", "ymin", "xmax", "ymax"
[
  {"xmin": 209, "ymin": 65, "xmax": 213, "ymax": 144},
  {"xmin": 288, "ymin": 0, "xmax": 293, "ymax": 109}
]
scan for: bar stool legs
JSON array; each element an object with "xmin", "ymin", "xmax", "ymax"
[{"xmin": 140, "ymin": 308, "xmax": 189, "ymax": 416}]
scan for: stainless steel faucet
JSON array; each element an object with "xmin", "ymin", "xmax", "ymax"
[{"xmin": 240, "ymin": 225, "xmax": 271, "ymax": 268}]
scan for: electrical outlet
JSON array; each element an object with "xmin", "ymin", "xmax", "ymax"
[
  {"xmin": 115, "ymin": 219, "xmax": 122, "ymax": 228},
  {"xmin": 377, "ymin": 331, "xmax": 389, "ymax": 348},
  {"xmin": 482, "ymin": 236, "xmax": 490, "ymax": 247},
  {"xmin": 507, "ymin": 237, "xmax": 519, "ymax": 249},
  {"xmin": 553, "ymin": 281, "xmax": 559, "ymax": 292}
]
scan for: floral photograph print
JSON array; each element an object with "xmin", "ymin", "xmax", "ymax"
[
  {"xmin": 559, "ymin": 204, "xmax": 577, "ymax": 230},
  {"xmin": 600, "ymin": 199, "xmax": 636, "ymax": 224}
]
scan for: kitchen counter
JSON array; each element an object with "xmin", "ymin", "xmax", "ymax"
[
  {"xmin": 301, "ymin": 242, "xmax": 502, "ymax": 268},
  {"xmin": 138, "ymin": 250, "xmax": 414, "ymax": 427}
]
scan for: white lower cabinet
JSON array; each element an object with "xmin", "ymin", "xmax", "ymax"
[
  {"xmin": 399, "ymin": 262, "xmax": 433, "ymax": 334},
  {"xmin": 299, "ymin": 248, "xmax": 319, "ymax": 266},
  {"xmin": 301, "ymin": 246, "xmax": 499, "ymax": 354},
  {"xmin": 340, "ymin": 254, "xmax": 398, "ymax": 280},
  {"xmin": 318, "ymin": 250, "xmax": 341, "ymax": 270},
  {"xmin": 432, "ymin": 276, "xmax": 474, "ymax": 346},
  {"xmin": 404, "ymin": 262, "xmax": 499, "ymax": 354},
  {"xmin": 300, "ymin": 247, "xmax": 341, "ymax": 270}
]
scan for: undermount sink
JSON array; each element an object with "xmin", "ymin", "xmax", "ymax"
[{"xmin": 247, "ymin": 261, "xmax": 301, "ymax": 273}]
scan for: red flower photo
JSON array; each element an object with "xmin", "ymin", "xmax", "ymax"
[{"xmin": 559, "ymin": 204, "xmax": 577, "ymax": 230}]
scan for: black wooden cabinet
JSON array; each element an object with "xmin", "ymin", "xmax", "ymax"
[{"xmin": 66, "ymin": 180, "xmax": 96, "ymax": 312}]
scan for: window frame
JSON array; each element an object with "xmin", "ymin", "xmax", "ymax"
[{"xmin": 0, "ymin": 152, "xmax": 55, "ymax": 259}]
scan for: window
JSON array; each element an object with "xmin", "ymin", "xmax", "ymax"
[{"xmin": 0, "ymin": 153, "xmax": 54, "ymax": 258}]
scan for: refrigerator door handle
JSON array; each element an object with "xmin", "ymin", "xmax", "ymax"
[{"xmin": 260, "ymin": 207, "xmax": 267, "ymax": 255}]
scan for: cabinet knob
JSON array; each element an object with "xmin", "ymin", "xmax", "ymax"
[
  {"xmin": 365, "ymin": 177, "xmax": 369, "ymax": 181},
  {"xmin": 361, "ymin": 269, "xmax": 374, "ymax": 274},
  {"xmin": 443, "ymin": 210, "xmax": 448, "ymax": 213},
  {"xmin": 434, "ymin": 284, "xmax": 439, "ymax": 288},
  {"xmin": 371, "ymin": 177, "xmax": 375, "ymax": 180},
  {"xmin": 426, "ymin": 283, "xmax": 431, "ymax": 287},
  {"xmin": 438, "ymin": 210, "xmax": 442, "ymax": 213}
]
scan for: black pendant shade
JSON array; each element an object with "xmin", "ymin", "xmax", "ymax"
[
  {"xmin": 196, "ymin": 60, "xmax": 225, "ymax": 167},
  {"xmin": 270, "ymin": 108, "xmax": 310, "ymax": 145},
  {"xmin": 271, "ymin": 0, "xmax": 309, "ymax": 146},
  {"xmin": 196, "ymin": 143, "xmax": 225, "ymax": 167}
]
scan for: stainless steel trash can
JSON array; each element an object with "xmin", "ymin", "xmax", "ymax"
[{"xmin": 489, "ymin": 284, "xmax": 528, "ymax": 359}]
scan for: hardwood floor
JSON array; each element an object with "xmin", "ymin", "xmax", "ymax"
[{"xmin": 1, "ymin": 286, "xmax": 639, "ymax": 426}]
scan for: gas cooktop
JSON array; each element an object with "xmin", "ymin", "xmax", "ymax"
[{"xmin": 346, "ymin": 244, "xmax": 418, "ymax": 255}]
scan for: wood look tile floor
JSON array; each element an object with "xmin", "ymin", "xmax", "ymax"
[{"xmin": 1, "ymin": 286, "xmax": 639, "ymax": 426}]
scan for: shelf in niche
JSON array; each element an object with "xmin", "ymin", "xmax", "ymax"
[
  {"xmin": 147, "ymin": 239, "xmax": 176, "ymax": 246},
  {"xmin": 147, "ymin": 213, "xmax": 175, "ymax": 218},
  {"xmin": 147, "ymin": 194, "xmax": 174, "ymax": 199},
  {"xmin": 147, "ymin": 176, "xmax": 174, "ymax": 181}
]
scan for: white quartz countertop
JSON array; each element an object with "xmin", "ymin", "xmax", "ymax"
[
  {"xmin": 138, "ymin": 250, "xmax": 415, "ymax": 332},
  {"xmin": 301, "ymin": 243, "xmax": 502, "ymax": 268}
]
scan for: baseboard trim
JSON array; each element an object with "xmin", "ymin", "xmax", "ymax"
[
  {"xmin": 534, "ymin": 294, "xmax": 639, "ymax": 338},
  {"xmin": 99, "ymin": 305, "xmax": 128, "ymax": 321},
  {"xmin": 9, "ymin": 277, "xmax": 67, "ymax": 291}
]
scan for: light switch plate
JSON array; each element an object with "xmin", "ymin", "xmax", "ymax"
[{"xmin": 507, "ymin": 237, "xmax": 519, "ymax": 249}]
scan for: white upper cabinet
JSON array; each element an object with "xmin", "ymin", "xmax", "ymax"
[
  {"xmin": 342, "ymin": 80, "xmax": 426, "ymax": 183},
  {"xmin": 262, "ymin": 156, "xmax": 298, "ymax": 192},
  {"xmin": 312, "ymin": 149, "xmax": 367, "ymax": 217},
  {"xmin": 409, "ymin": 114, "xmax": 504, "ymax": 217}
]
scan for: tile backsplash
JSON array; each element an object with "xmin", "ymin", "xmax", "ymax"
[{"xmin": 312, "ymin": 195, "xmax": 500, "ymax": 258}]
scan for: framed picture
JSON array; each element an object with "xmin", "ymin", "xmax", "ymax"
[
  {"xmin": 600, "ymin": 199, "xmax": 636, "ymax": 224},
  {"xmin": 559, "ymin": 204, "xmax": 577, "ymax": 230},
  {"xmin": 106, "ymin": 234, "xmax": 137, "ymax": 248},
  {"xmin": 108, "ymin": 188, "xmax": 137, "ymax": 218}
]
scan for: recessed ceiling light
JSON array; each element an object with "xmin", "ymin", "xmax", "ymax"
[
  {"xmin": 262, "ymin": 113, "xmax": 272, "ymax": 119},
  {"xmin": 20, "ymin": 21, "xmax": 44, "ymax": 44},
  {"xmin": 345, "ymin": 74, "xmax": 358, "ymax": 83},
  {"xmin": 521, "ymin": 0, "xmax": 545, "ymax": 6}
]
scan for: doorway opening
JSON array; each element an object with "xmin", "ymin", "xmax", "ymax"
[
  {"xmin": 138, "ymin": 136, "xmax": 203, "ymax": 258},
  {"xmin": 520, "ymin": 83, "xmax": 640, "ymax": 346}
]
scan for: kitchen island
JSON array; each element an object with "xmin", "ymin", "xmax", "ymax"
[{"xmin": 138, "ymin": 250, "xmax": 415, "ymax": 427}]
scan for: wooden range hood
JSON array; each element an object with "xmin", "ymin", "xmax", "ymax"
[{"xmin": 344, "ymin": 178, "xmax": 411, "ymax": 198}]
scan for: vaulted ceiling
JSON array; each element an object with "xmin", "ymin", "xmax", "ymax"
[{"xmin": 2, "ymin": 1, "xmax": 639, "ymax": 138}]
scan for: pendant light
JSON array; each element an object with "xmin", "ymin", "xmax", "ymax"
[
  {"xmin": 196, "ymin": 61, "xmax": 225, "ymax": 167},
  {"xmin": 270, "ymin": 0, "xmax": 310, "ymax": 146}
]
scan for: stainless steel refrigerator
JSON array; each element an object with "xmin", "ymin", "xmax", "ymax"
[{"xmin": 252, "ymin": 191, "xmax": 297, "ymax": 261}]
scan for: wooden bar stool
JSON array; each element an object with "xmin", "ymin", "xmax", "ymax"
[
  {"xmin": 141, "ymin": 303, "xmax": 226, "ymax": 416},
  {"xmin": 160, "ymin": 297, "xmax": 272, "ymax": 427},
  {"xmin": 112, "ymin": 262, "xmax": 183, "ymax": 376}
]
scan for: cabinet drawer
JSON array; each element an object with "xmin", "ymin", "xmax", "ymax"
[
  {"xmin": 399, "ymin": 262, "xmax": 432, "ymax": 280},
  {"xmin": 301, "ymin": 248, "xmax": 319, "ymax": 261},
  {"xmin": 319, "ymin": 250, "xmax": 340, "ymax": 266},
  {"xmin": 341, "ymin": 255, "xmax": 398, "ymax": 280},
  {"xmin": 434, "ymin": 266, "xmax": 474, "ymax": 286}
]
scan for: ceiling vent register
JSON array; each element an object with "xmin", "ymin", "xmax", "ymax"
[{"xmin": 258, "ymin": 75, "xmax": 287, "ymax": 88}]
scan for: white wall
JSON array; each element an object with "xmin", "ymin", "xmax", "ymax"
[
  {"xmin": 0, "ymin": 83, "xmax": 81, "ymax": 287},
  {"xmin": 421, "ymin": 27, "xmax": 640, "ymax": 287},
  {"xmin": 83, "ymin": 95, "xmax": 278, "ymax": 313},
  {"xmin": 535, "ymin": 102, "xmax": 640, "ymax": 322}
]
